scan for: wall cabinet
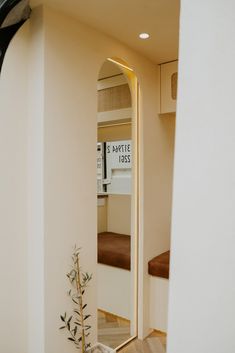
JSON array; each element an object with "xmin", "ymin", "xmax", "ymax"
[{"xmin": 160, "ymin": 60, "xmax": 178, "ymax": 114}]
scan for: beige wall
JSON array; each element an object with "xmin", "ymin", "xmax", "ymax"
[
  {"xmin": 156, "ymin": 113, "xmax": 175, "ymax": 250},
  {"xmin": 42, "ymin": 7, "xmax": 169, "ymax": 343},
  {"xmin": 98, "ymin": 195, "xmax": 132, "ymax": 236},
  {"xmin": 107, "ymin": 195, "xmax": 132, "ymax": 235},
  {"xmin": 44, "ymin": 8, "xmax": 97, "ymax": 352}
]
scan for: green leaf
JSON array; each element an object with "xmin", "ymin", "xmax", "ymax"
[
  {"xmin": 84, "ymin": 315, "xmax": 91, "ymax": 320},
  {"xmin": 82, "ymin": 304, "xmax": 87, "ymax": 310},
  {"xmin": 68, "ymin": 316, "xmax": 72, "ymax": 323},
  {"xmin": 59, "ymin": 326, "xmax": 66, "ymax": 330},
  {"xmin": 74, "ymin": 321, "xmax": 81, "ymax": 326},
  {"xmin": 68, "ymin": 337, "xmax": 75, "ymax": 342},
  {"xmin": 60, "ymin": 315, "xmax": 65, "ymax": 322},
  {"xmin": 74, "ymin": 326, "xmax": 77, "ymax": 336}
]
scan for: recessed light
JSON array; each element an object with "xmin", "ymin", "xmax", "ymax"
[{"xmin": 139, "ymin": 33, "xmax": 150, "ymax": 40}]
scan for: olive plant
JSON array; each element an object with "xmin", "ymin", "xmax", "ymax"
[{"xmin": 60, "ymin": 246, "xmax": 92, "ymax": 352}]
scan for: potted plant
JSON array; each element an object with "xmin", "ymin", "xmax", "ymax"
[{"xmin": 60, "ymin": 246, "xmax": 115, "ymax": 353}]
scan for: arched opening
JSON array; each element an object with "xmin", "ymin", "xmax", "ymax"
[{"xmin": 96, "ymin": 58, "xmax": 139, "ymax": 350}]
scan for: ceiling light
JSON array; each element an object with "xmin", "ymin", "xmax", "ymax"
[{"xmin": 139, "ymin": 33, "xmax": 150, "ymax": 40}]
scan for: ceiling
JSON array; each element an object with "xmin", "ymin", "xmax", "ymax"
[{"xmin": 30, "ymin": 0, "xmax": 180, "ymax": 64}]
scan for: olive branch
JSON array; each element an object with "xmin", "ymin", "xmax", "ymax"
[{"xmin": 60, "ymin": 246, "xmax": 92, "ymax": 352}]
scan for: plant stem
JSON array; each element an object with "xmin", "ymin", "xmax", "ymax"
[{"xmin": 76, "ymin": 255, "xmax": 86, "ymax": 353}]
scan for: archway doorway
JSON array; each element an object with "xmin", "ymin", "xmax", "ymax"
[{"xmin": 96, "ymin": 58, "xmax": 139, "ymax": 350}]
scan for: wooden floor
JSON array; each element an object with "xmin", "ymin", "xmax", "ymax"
[
  {"xmin": 98, "ymin": 310, "xmax": 166, "ymax": 352},
  {"xmin": 119, "ymin": 331, "xmax": 166, "ymax": 353},
  {"xmin": 98, "ymin": 310, "xmax": 131, "ymax": 349}
]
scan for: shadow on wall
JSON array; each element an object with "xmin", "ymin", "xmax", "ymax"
[{"xmin": 0, "ymin": 0, "xmax": 31, "ymax": 73}]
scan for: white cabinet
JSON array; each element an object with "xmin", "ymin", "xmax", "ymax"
[{"xmin": 160, "ymin": 61, "xmax": 178, "ymax": 114}]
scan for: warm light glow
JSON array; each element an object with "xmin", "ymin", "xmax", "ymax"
[
  {"xmin": 139, "ymin": 33, "xmax": 150, "ymax": 40},
  {"xmin": 107, "ymin": 58, "xmax": 133, "ymax": 72}
]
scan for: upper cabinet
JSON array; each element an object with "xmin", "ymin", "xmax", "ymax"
[{"xmin": 160, "ymin": 61, "xmax": 178, "ymax": 114}]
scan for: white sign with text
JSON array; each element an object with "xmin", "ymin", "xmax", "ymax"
[{"xmin": 106, "ymin": 140, "xmax": 132, "ymax": 194}]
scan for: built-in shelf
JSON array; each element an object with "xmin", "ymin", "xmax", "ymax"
[{"xmin": 97, "ymin": 194, "xmax": 109, "ymax": 198}]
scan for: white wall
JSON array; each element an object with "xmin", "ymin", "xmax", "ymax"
[
  {"xmin": 0, "ymin": 22, "xmax": 29, "ymax": 353},
  {"xmin": 149, "ymin": 277, "xmax": 169, "ymax": 332},
  {"xmin": 168, "ymin": 1, "xmax": 235, "ymax": 353},
  {"xmin": 97, "ymin": 198, "xmax": 107, "ymax": 233},
  {"xmin": 27, "ymin": 7, "xmax": 45, "ymax": 353},
  {"xmin": 98, "ymin": 264, "xmax": 131, "ymax": 320}
]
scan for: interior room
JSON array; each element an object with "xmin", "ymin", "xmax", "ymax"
[
  {"xmin": 97, "ymin": 59, "xmax": 136, "ymax": 349},
  {"xmin": 96, "ymin": 57, "xmax": 176, "ymax": 351},
  {"xmin": 0, "ymin": 1, "xmax": 179, "ymax": 352},
  {"xmin": 2, "ymin": 1, "xmax": 235, "ymax": 353}
]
